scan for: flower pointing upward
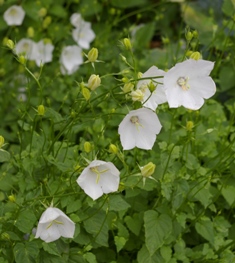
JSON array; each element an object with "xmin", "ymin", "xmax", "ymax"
[{"xmin": 164, "ymin": 59, "xmax": 216, "ymax": 110}]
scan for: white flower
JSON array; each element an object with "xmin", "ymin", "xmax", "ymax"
[
  {"xmin": 3, "ymin": 5, "xmax": 25, "ymax": 26},
  {"xmin": 15, "ymin": 38, "xmax": 38, "ymax": 61},
  {"xmin": 164, "ymin": 59, "xmax": 216, "ymax": 110},
  {"xmin": 35, "ymin": 207, "xmax": 75, "ymax": 243},
  {"xmin": 35, "ymin": 40, "xmax": 54, "ymax": 67},
  {"xmin": 137, "ymin": 66, "xmax": 167, "ymax": 110},
  {"xmin": 72, "ymin": 22, "xmax": 95, "ymax": 49},
  {"xmin": 118, "ymin": 108, "xmax": 162, "ymax": 150},
  {"xmin": 70, "ymin": 13, "xmax": 84, "ymax": 28},
  {"xmin": 77, "ymin": 160, "xmax": 120, "ymax": 200},
  {"xmin": 60, "ymin": 45, "xmax": 83, "ymax": 75}
]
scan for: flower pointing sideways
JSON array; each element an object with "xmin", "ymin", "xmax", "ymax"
[
  {"xmin": 137, "ymin": 66, "xmax": 167, "ymax": 111},
  {"xmin": 3, "ymin": 5, "xmax": 25, "ymax": 26},
  {"xmin": 35, "ymin": 207, "xmax": 75, "ymax": 243},
  {"xmin": 77, "ymin": 160, "xmax": 120, "ymax": 200},
  {"xmin": 118, "ymin": 108, "xmax": 162, "ymax": 150},
  {"xmin": 164, "ymin": 59, "xmax": 216, "ymax": 110}
]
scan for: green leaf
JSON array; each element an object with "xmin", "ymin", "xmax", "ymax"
[
  {"xmin": 221, "ymin": 184, "xmax": 235, "ymax": 206},
  {"xmin": 144, "ymin": 211, "xmax": 172, "ymax": 255},
  {"xmin": 50, "ymin": 5, "xmax": 68, "ymax": 18},
  {"xmin": 160, "ymin": 246, "xmax": 172, "ymax": 262},
  {"xmin": 111, "ymin": 0, "xmax": 146, "ymax": 8},
  {"xmin": 109, "ymin": 195, "xmax": 130, "ymax": 211},
  {"xmin": 15, "ymin": 210, "xmax": 37, "ymax": 233},
  {"xmin": 42, "ymin": 243, "xmax": 61, "ymax": 257},
  {"xmin": 134, "ymin": 23, "xmax": 155, "ymax": 49},
  {"xmin": 0, "ymin": 149, "xmax": 10, "ymax": 162},
  {"xmin": 114, "ymin": 236, "xmax": 127, "ymax": 252},
  {"xmin": 222, "ymin": 0, "xmax": 235, "ymax": 16},
  {"xmin": 219, "ymin": 65, "xmax": 235, "ymax": 92},
  {"xmin": 137, "ymin": 245, "xmax": 163, "ymax": 263},
  {"xmin": 195, "ymin": 217, "xmax": 214, "ymax": 245},
  {"xmin": 125, "ymin": 213, "xmax": 143, "ymax": 236},
  {"xmin": 14, "ymin": 242, "xmax": 39, "ymax": 263}
]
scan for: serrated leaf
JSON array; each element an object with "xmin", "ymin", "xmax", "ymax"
[
  {"xmin": 144, "ymin": 211, "xmax": 172, "ymax": 255},
  {"xmin": 15, "ymin": 210, "xmax": 37, "ymax": 233},
  {"xmin": 42, "ymin": 243, "xmax": 61, "ymax": 257},
  {"xmin": 14, "ymin": 242, "xmax": 39, "ymax": 263},
  {"xmin": 0, "ymin": 149, "xmax": 10, "ymax": 162},
  {"xmin": 114, "ymin": 236, "xmax": 127, "ymax": 252},
  {"xmin": 195, "ymin": 218, "xmax": 214, "ymax": 245}
]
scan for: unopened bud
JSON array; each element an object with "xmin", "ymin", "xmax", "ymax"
[
  {"xmin": 87, "ymin": 74, "xmax": 101, "ymax": 91},
  {"xmin": 186, "ymin": 121, "xmax": 194, "ymax": 131},
  {"xmin": 109, "ymin": 144, "xmax": 118, "ymax": 154},
  {"xmin": 192, "ymin": 30, "xmax": 198, "ymax": 38},
  {"xmin": 38, "ymin": 7, "xmax": 47, "ymax": 17},
  {"xmin": 137, "ymin": 72, "xmax": 143, "ymax": 79},
  {"xmin": 42, "ymin": 16, "xmax": 52, "ymax": 29},
  {"xmin": 140, "ymin": 162, "xmax": 156, "ymax": 177},
  {"xmin": 0, "ymin": 136, "xmax": 4, "ymax": 148},
  {"xmin": 122, "ymin": 83, "xmax": 134, "ymax": 93},
  {"xmin": 37, "ymin": 105, "xmax": 45, "ymax": 116},
  {"xmin": 18, "ymin": 55, "xmax": 26, "ymax": 65},
  {"xmin": 186, "ymin": 31, "xmax": 193, "ymax": 41},
  {"xmin": 8, "ymin": 195, "xmax": 16, "ymax": 202},
  {"xmin": 87, "ymin": 47, "xmax": 98, "ymax": 62},
  {"xmin": 81, "ymin": 83, "xmax": 90, "ymax": 101},
  {"xmin": 148, "ymin": 81, "xmax": 156, "ymax": 93},
  {"xmin": 130, "ymin": 89, "xmax": 144, "ymax": 102},
  {"xmin": 1, "ymin": 232, "xmax": 10, "ymax": 240},
  {"xmin": 27, "ymin": 27, "xmax": 34, "ymax": 38},
  {"xmin": 123, "ymin": 38, "xmax": 132, "ymax": 50},
  {"xmin": 84, "ymin": 142, "xmax": 91, "ymax": 153},
  {"xmin": 6, "ymin": 39, "xmax": 14, "ymax": 50},
  {"xmin": 190, "ymin": 51, "xmax": 201, "ymax": 60},
  {"xmin": 122, "ymin": 77, "xmax": 129, "ymax": 83}
]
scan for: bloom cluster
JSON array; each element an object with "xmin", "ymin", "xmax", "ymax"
[{"xmin": 119, "ymin": 58, "xmax": 216, "ymax": 150}]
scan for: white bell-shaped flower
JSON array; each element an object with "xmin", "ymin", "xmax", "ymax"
[
  {"xmin": 164, "ymin": 59, "xmax": 216, "ymax": 110},
  {"xmin": 72, "ymin": 22, "xmax": 95, "ymax": 49},
  {"xmin": 77, "ymin": 160, "xmax": 120, "ymax": 200},
  {"xmin": 15, "ymin": 38, "xmax": 38, "ymax": 61},
  {"xmin": 70, "ymin": 13, "xmax": 84, "ymax": 28},
  {"xmin": 35, "ymin": 207, "xmax": 75, "ymax": 243},
  {"xmin": 118, "ymin": 108, "xmax": 162, "ymax": 150},
  {"xmin": 35, "ymin": 40, "xmax": 54, "ymax": 67},
  {"xmin": 137, "ymin": 66, "xmax": 167, "ymax": 110},
  {"xmin": 60, "ymin": 45, "xmax": 83, "ymax": 75},
  {"xmin": 3, "ymin": 5, "xmax": 25, "ymax": 26}
]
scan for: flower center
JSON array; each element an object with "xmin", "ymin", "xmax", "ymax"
[
  {"xmin": 177, "ymin": 76, "xmax": 189, "ymax": 91},
  {"xmin": 130, "ymin": 116, "xmax": 143, "ymax": 130},
  {"xmin": 46, "ymin": 220, "xmax": 64, "ymax": 229},
  {"xmin": 90, "ymin": 166, "xmax": 109, "ymax": 184},
  {"xmin": 9, "ymin": 8, "xmax": 18, "ymax": 16}
]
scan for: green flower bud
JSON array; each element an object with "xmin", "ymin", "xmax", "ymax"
[
  {"xmin": 122, "ymin": 83, "xmax": 134, "ymax": 93},
  {"xmin": 0, "ymin": 136, "xmax": 4, "ymax": 148},
  {"xmin": 109, "ymin": 144, "xmax": 118, "ymax": 154},
  {"xmin": 190, "ymin": 51, "xmax": 201, "ymax": 60},
  {"xmin": 87, "ymin": 74, "xmax": 101, "ymax": 91},
  {"xmin": 140, "ymin": 162, "xmax": 156, "ymax": 177},
  {"xmin": 192, "ymin": 30, "xmax": 198, "ymax": 38},
  {"xmin": 6, "ymin": 39, "xmax": 14, "ymax": 50},
  {"xmin": 42, "ymin": 16, "xmax": 52, "ymax": 29},
  {"xmin": 84, "ymin": 142, "xmax": 92, "ymax": 153},
  {"xmin": 123, "ymin": 38, "xmax": 132, "ymax": 50},
  {"xmin": 8, "ymin": 195, "xmax": 16, "ymax": 202},
  {"xmin": 38, "ymin": 7, "xmax": 47, "ymax": 17},
  {"xmin": 186, "ymin": 31, "xmax": 193, "ymax": 41},
  {"xmin": 186, "ymin": 121, "xmax": 194, "ymax": 131},
  {"xmin": 130, "ymin": 89, "xmax": 144, "ymax": 102},
  {"xmin": 87, "ymin": 47, "xmax": 98, "ymax": 62},
  {"xmin": 37, "ymin": 105, "xmax": 45, "ymax": 116},
  {"xmin": 27, "ymin": 27, "xmax": 34, "ymax": 38},
  {"xmin": 18, "ymin": 55, "xmax": 26, "ymax": 65},
  {"xmin": 81, "ymin": 83, "xmax": 90, "ymax": 101},
  {"xmin": 148, "ymin": 81, "xmax": 156, "ymax": 93},
  {"xmin": 137, "ymin": 72, "xmax": 143, "ymax": 79}
]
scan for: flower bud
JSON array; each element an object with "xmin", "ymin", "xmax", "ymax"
[
  {"xmin": 1, "ymin": 232, "xmax": 10, "ymax": 240},
  {"xmin": 123, "ymin": 38, "xmax": 132, "ymax": 50},
  {"xmin": 84, "ymin": 142, "xmax": 92, "ymax": 153},
  {"xmin": 140, "ymin": 162, "xmax": 156, "ymax": 178},
  {"xmin": 8, "ymin": 195, "xmax": 16, "ymax": 202},
  {"xmin": 38, "ymin": 7, "xmax": 47, "ymax": 17},
  {"xmin": 6, "ymin": 39, "xmax": 14, "ymax": 50},
  {"xmin": 87, "ymin": 47, "xmax": 98, "ymax": 62},
  {"xmin": 122, "ymin": 83, "xmax": 134, "ymax": 93},
  {"xmin": 87, "ymin": 74, "xmax": 101, "ymax": 91},
  {"xmin": 192, "ymin": 30, "xmax": 198, "ymax": 38},
  {"xmin": 18, "ymin": 55, "xmax": 26, "ymax": 65},
  {"xmin": 122, "ymin": 77, "xmax": 129, "ymax": 83},
  {"xmin": 130, "ymin": 89, "xmax": 144, "ymax": 102},
  {"xmin": 190, "ymin": 51, "xmax": 201, "ymax": 61},
  {"xmin": 81, "ymin": 84, "xmax": 90, "ymax": 101},
  {"xmin": 137, "ymin": 72, "xmax": 143, "ymax": 79},
  {"xmin": 109, "ymin": 144, "xmax": 118, "ymax": 154},
  {"xmin": 37, "ymin": 105, "xmax": 45, "ymax": 116},
  {"xmin": 27, "ymin": 27, "xmax": 34, "ymax": 38},
  {"xmin": 42, "ymin": 16, "xmax": 52, "ymax": 29},
  {"xmin": 162, "ymin": 37, "xmax": 170, "ymax": 45},
  {"xmin": 186, "ymin": 121, "xmax": 194, "ymax": 131},
  {"xmin": 148, "ymin": 81, "xmax": 156, "ymax": 93},
  {"xmin": 0, "ymin": 136, "xmax": 4, "ymax": 148},
  {"xmin": 186, "ymin": 31, "xmax": 193, "ymax": 41},
  {"xmin": 186, "ymin": 50, "xmax": 193, "ymax": 57}
]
